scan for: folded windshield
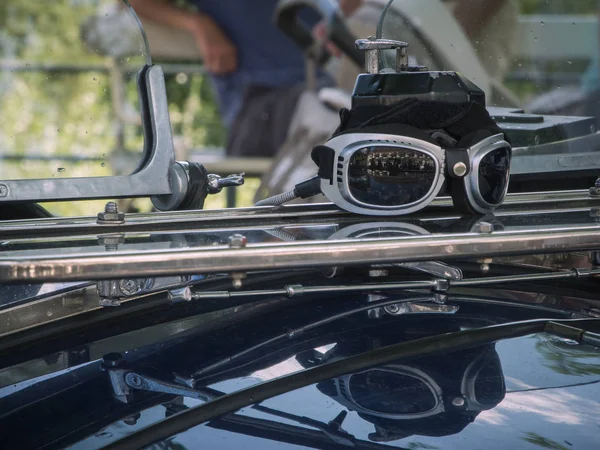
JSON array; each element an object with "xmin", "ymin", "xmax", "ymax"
[{"xmin": 0, "ymin": 0, "xmax": 150, "ymax": 194}]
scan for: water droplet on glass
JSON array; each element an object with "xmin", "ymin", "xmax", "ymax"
[
  {"xmin": 57, "ymin": 167, "xmax": 65, "ymax": 173},
  {"xmin": 534, "ymin": 37, "xmax": 538, "ymax": 42},
  {"xmin": 57, "ymin": 129, "xmax": 61, "ymax": 132},
  {"xmin": 540, "ymin": 21, "xmax": 544, "ymax": 26},
  {"xmin": 567, "ymin": 60, "xmax": 572, "ymax": 65},
  {"xmin": 101, "ymin": 163, "xmax": 106, "ymax": 167},
  {"xmin": 93, "ymin": 77, "xmax": 97, "ymax": 81}
]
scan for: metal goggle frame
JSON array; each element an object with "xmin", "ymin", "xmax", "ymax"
[{"xmin": 319, "ymin": 132, "xmax": 512, "ymax": 216}]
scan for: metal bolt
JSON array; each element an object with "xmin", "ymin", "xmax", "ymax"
[
  {"xmin": 452, "ymin": 397, "xmax": 466, "ymax": 407},
  {"xmin": 119, "ymin": 279, "xmax": 141, "ymax": 297},
  {"xmin": 100, "ymin": 298, "xmax": 121, "ymax": 307},
  {"xmin": 590, "ymin": 179, "xmax": 600, "ymax": 197},
  {"xmin": 590, "ymin": 208, "xmax": 600, "ymax": 219},
  {"xmin": 433, "ymin": 293, "xmax": 447, "ymax": 304},
  {"xmin": 97, "ymin": 201, "xmax": 125, "ymax": 224},
  {"xmin": 123, "ymin": 412, "xmax": 141, "ymax": 426},
  {"xmin": 105, "ymin": 201, "xmax": 118, "ymax": 214},
  {"xmin": 453, "ymin": 162, "xmax": 468, "ymax": 177},
  {"xmin": 433, "ymin": 278, "xmax": 450, "ymax": 292},
  {"xmin": 98, "ymin": 234, "xmax": 125, "ymax": 252},
  {"xmin": 102, "ymin": 352, "xmax": 123, "ymax": 368},
  {"xmin": 169, "ymin": 286, "xmax": 193, "ymax": 303},
  {"xmin": 473, "ymin": 221, "xmax": 494, "ymax": 234},
  {"xmin": 228, "ymin": 234, "xmax": 248, "ymax": 248},
  {"xmin": 231, "ymin": 273, "xmax": 246, "ymax": 289}
]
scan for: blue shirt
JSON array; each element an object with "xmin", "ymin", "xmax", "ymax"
[{"xmin": 190, "ymin": 0, "xmax": 321, "ymax": 126}]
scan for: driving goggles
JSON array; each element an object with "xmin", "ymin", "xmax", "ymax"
[{"xmin": 313, "ymin": 130, "xmax": 512, "ymax": 216}]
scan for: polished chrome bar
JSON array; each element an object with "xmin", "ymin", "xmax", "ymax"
[
  {"xmin": 2, "ymin": 225, "xmax": 600, "ymax": 282},
  {"xmin": 1, "ymin": 189, "xmax": 599, "ymax": 239}
]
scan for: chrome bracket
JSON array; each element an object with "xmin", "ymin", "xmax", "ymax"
[
  {"xmin": 97, "ymin": 275, "xmax": 192, "ymax": 307},
  {"xmin": 124, "ymin": 372, "xmax": 213, "ymax": 402}
]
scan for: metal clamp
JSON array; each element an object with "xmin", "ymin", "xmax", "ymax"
[
  {"xmin": 98, "ymin": 275, "xmax": 191, "ymax": 307},
  {"xmin": 207, "ymin": 173, "xmax": 245, "ymax": 194},
  {"xmin": 125, "ymin": 372, "xmax": 213, "ymax": 402},
  {"xmin": 355, "ymin": 37, "xmax": 409, "ymax": 74}
]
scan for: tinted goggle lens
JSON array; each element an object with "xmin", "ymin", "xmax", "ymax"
[
  {"xmin": 348, "ymin": 146, "xmax": 437, "ymax": 207},
  {"xmin": 472, "ymin": 356, "xmax": 505, "ymax": 407},
  {"xmin": 349, "ymin": 370, "xmax": 437, "ymax": 415},
  {"xmin": 478, "ymin": 147, "xmax": 511, "ymax": 205}
]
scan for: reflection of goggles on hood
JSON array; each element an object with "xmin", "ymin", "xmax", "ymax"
[
  {"xmin": 310, "ymin": 343, "xmax": 505, "ymax": 441},
  {"xmin": 333, "ymin": 348, "xmax": 504, "ymax": 419}
]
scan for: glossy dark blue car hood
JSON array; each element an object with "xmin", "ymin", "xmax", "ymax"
[{"xmin": 2, "ymin": 289, "xmax": 599, "ymax": 450}]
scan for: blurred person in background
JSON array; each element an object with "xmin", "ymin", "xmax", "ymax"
[{"xmin": 129, "ymin": 0, "xmax": 364, "ymax": 158}]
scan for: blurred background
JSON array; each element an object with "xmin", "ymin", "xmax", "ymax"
[{"xmin": 0, "ymin": 0, "xmax": 599, "ymax": 216}]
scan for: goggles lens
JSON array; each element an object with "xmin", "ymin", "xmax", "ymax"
[
  {"xmin": 478, "ymin": 147, "xmax": 511, "ymax": 205},
  {"xmin": 349, "ymin": 370, "xmax": 437, "ymax": 415},
  {"xmin": 348, "ymin": 146, "xmax": 437, "ymax": 207},
  {"xmin": 472, "ymin": 356, "xmax": 505, "ymax": 407}
]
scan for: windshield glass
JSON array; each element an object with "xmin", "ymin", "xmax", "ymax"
[{"xmin": 0, "ymin": 0, "xmax": 151, "ymax": 187}]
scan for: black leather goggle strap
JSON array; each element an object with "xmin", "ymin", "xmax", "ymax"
[
  {"xmin": 334, "ymin": 99, "xmax": 507, "ymax": 150},
  {"xmin": 333, "ymin": 99, "xmax": 503, "ymax": 140},
  {"xmin": 311, "ymin": 144, "xmax": 336, "ymax": 182}
]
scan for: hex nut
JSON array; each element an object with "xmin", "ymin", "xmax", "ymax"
[
  {"xmin": 98, "ymin": 234, "xmax": 126, "ymax": 247},
  {"xmin": 474, "ymin": 222, "xmax": 494, "ymax": 233},
  {"xmin": 97, "ymin": 211, "xmax": 125, "ymax": 224},
  {"xmin": 119, "ymin": 279, "xmax": 142, "ymax": 297}
]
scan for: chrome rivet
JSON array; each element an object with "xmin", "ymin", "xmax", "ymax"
[
  {"xmin": 385, "ymin": 304, "xmax": 401, "ymax": 314},
  {"xmin": 452, "ymin": 397, "xmax": 465, "ymax": 407},
  {"xmin": 453, "ymin": 162, "xmax": 468, "ymax": 177}
]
